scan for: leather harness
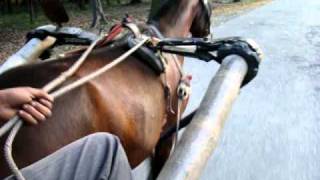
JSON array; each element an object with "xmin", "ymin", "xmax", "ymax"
[{"xmin": 96, "ymin": 17, "xmax": 166, "ymax": 75}]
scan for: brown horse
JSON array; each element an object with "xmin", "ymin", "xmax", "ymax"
[{"xmin": 0, "ymin": 0, "xmax": 211, "ymax": 178}]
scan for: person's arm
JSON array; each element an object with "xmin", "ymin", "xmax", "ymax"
[{"xmin": 0, "ymin": 87, "xmax": 53, "ymax": 125}]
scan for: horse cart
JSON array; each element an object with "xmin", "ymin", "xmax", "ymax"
[{"xmin": 0, "ymin": 0, "xmax": 263, "ymax": 179}]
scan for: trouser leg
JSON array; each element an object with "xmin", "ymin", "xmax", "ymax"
[{"xmin": 4, "ymin": 133, "xmax": 132, "ymax": 180}]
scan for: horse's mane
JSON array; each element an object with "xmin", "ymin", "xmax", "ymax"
[{"xmin": 148, "ymin": 0, "xmax": 179, "ymax": 23}]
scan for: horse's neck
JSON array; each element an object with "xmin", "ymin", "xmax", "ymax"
[{"xmin": 158, "ymin": 0, "xmax": 200, "ymax": 37}]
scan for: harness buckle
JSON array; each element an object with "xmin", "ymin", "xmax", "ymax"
[{"xmin": 177, "ymin": 75, "xmax": 192, "ymax": 100}]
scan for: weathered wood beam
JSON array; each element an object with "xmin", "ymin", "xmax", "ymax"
[{"xmin": 157, "ymin": 55, "xmax": 248, "ymax": 180}]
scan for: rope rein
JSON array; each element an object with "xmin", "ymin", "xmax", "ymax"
[
  {"xmin": 1, "ymin": 36, "xmax": 149, "ymax": 180},
  {"xmin": 2, "ymin": 36, "xmax": 106, "ymax": 180},
  {"xmin": 2, "ymin": 37, "xmax": 102, "ymax": 180},
  {"xmin": 0, "ymin": 36, "xmax": 103, "ymax": 138},
  {"xmin": 1, "ymin": 20, "xmax": 190, "ymax": 178}
]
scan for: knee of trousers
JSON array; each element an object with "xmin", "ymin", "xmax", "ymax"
[
  {"xmin": 87, "ymin": 132, "xmax": 120, "ymax": 142},
  {"xmin": 84, "ymin": 133, "xmax": 121, "ymax": 151}
]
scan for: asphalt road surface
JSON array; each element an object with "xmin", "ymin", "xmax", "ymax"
[
  {"xmin": 182, "ymin": 0, "xmax": 320, "ymax": 179},
  {"xmin": 133, "ymin": 0, "xmax": 320, "ymax": 179}
]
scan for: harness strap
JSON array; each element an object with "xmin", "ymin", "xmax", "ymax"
[
  {"xmin": 148, "ymin": 24, "xmax": 165, "ymax": 39},
  {"xmin": 98, "ymin": 24, "xmax": 123, "ymax": 46},
  {"xmin": 173, "ymin": 72, "xmax": 192, "ymax": 149},
  {"xmin": 159, "ymin": 45, "xmax": 191, "ymax": 149},
  {"xmin": 2, "ymin": 36, "xmax": 104, "ymax": 180},
  {"xmin": 63, "ymin": 21, "xmax": 139, "ymax": 56},
  {"xmin": 124, "ymin": 23, "xmax": 142, "ymax": 38}
]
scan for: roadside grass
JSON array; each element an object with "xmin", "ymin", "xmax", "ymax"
[{"xmin": 0, "ymin": 12, "xmax": 47, "ymax": 30}]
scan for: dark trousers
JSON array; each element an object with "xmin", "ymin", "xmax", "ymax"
[{"xmin": 4, "ymin": 133, "xmax": 133, "ymax": 180}]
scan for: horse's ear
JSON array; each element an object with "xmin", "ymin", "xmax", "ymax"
[
  {"xmin": 190, "ymin": 1, "xmax": 212, "ymax": 37},
  {"xmin": 207, "ymin": 2, "xmax": 213, "ymax": 20},
  {"xmin": 39, "ymin": 0, "xmax": 69, "ymax": 26}
]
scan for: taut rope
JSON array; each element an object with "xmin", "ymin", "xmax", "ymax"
[
  {"xmin": 1, "ymin": 36, "xmax": 149, "ymax": 180},
  {"xmin": 0, "ymin": 36, "xmax": 103, "ymax": 137}
]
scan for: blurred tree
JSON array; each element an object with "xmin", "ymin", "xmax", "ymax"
[
  {"xmin": 39, "ymin": 0, "xmax": 69, "ymax": 26},
  {"xmin": 106, "ymin": 0, "xmax": 121, "ymax": 5},
  {"xmin": 129, "ymin": 0, "xmax": 141, "ymax": 4},
  {"xmin": 148, "ymin": 0, "xmax": 161, "ymax": 20}
]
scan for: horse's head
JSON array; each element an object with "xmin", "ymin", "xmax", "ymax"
[
  {"xmin": 148, "ymin": 0, "xmax": 212, "ymax": 38},
  {"xmin": 190, "ymin": 0, "xmax": 212, "ymax": 37},
  {"xmin": 39, "ymin": 0, "xmax": 69, "ymax": 26}
]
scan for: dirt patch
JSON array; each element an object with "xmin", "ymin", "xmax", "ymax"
[
  {"xmin": 212, "ymin": 0, "xmax": 272, "ymax": 26},
  {"xmin": 0, "ymin": 0, "xmax": 271, "ymax": 62},
  {"xmin": 213, "ymin": 0, "xmax": 271, "ymax": 16}
]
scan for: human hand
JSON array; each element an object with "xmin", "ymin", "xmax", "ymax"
[{"xmin": 0, "ymin": 87, "xmax": 54, "ymax": 125}]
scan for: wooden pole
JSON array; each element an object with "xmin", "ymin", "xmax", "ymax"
[
  {"xmin": 157, "ymin": 55, "xmax": 248, "ymax": 180},
  {"xmin": 0, "ymin": 37, "xmax": 56, "ymax": 74}
]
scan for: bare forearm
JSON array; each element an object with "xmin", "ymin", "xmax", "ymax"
[{"xmin": 0, "ymin": 87, "xmax": 53, "ymax": 124}]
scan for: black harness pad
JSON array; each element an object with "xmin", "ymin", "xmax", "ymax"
[{"xmin": 127, "ymin": 36, "xmax": 164, "ymax": 75}]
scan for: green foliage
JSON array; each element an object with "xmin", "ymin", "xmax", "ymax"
[
  {"xmin": 0, "ymin": 3, "xmax": 91, "ymax": 30},
  {"xmin": 0, "ymin": 12, "xmax": 48, "ymax": 30}
]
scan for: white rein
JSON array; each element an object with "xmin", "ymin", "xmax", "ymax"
[{"xmin": 0, "ymin": 36, "xmax": 149, "ymax": 180}]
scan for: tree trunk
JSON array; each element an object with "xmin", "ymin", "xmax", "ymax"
[
  {"xmin": 148, "ymin": 0, "xmax": 161, "ymax": 20},
  {"xmin": 6, "ymin": 0, "xmax": 13, "ymax": 13},
  {"xmin": 129, "ymin": 0, "xmax": 141, "ymax": 5},
  {"xmin": 0, "ymin": 0, "xmax": 4, "ymax": 14}
]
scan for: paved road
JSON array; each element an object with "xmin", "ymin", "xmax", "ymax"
[{"xmin": 182, "ymin": 0, "xmax": 320, "ymax": 179}]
